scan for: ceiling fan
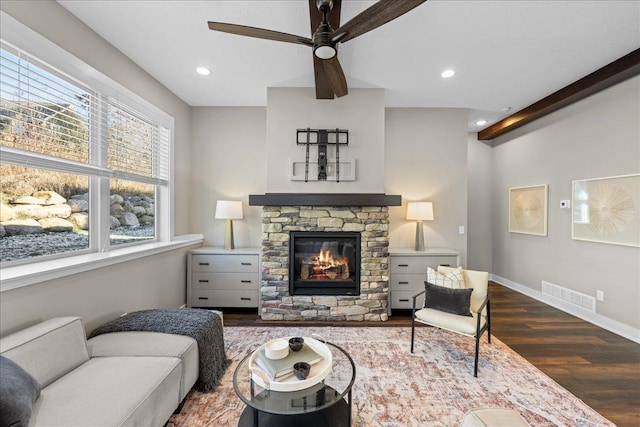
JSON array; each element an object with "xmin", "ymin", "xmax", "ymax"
[{"xmin": 208, "ymin": 0, "xmax": 426, "ymax": 99}]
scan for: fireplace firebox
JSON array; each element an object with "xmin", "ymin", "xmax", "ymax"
[{"xmin": 289, "ymin": 231, "xmax": 361, "ymax": 296}]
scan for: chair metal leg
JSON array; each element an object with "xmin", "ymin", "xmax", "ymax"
[
  {"xmin": 410, "ymin": 316, "xmax": 416, "ymax": 353},
  {"xmin": 487, "ymin": 300, "xmax": 492, "ymax": 343},
  {"xmin": 474, "ymin": 333, "xmax": 480, "ymax": 377}
]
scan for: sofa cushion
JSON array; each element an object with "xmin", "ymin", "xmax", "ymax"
[
  {"xmin": 424, "ymin": 281, "xmax": 473, "ymax": 316},
  {"xmin": 0, "ymin": 317, "xmax": 89, "ymax": 388},
  {"xmin": 0, "ymin": 355, "xmax": 41, "ymax": 427},
  {"xmin": 87, "ymin": 331, "xmax": 198, "ymax": 400},
  {"xmin": 30, "ymin": 356, "xmax": 181, "ymax": 427}
]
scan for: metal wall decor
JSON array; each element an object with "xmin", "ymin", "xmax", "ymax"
[{"xmin": 296, "ymin": 128, "xmax": 349, "ymax": 182}]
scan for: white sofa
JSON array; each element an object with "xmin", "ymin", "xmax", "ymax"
[{"xmin": 0, "ymin": 316, "xmax": 199, "ymax": 427}]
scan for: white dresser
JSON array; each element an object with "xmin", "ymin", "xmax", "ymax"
[
  {"xmin": 389, "ymin": 248, "xmax": 460, "ymax": 310},
  {"xmin": 187, "ymin": 247, "xmax": 260, "ymax": 309}
]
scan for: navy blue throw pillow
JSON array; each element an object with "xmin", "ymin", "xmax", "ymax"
[
  {"xmin": 0, "ymin": 355, "xmax": 41, "ymax": 427},
  {"xmin": 424, "ymin": 281, "xmax": 473, "ymax": 316}
]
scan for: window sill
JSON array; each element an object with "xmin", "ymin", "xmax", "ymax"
[{"xmin": 0, "ymin": 234, "xmax": 204, "ymax": 292}]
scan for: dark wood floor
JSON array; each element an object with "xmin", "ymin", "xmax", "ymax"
[{"xmin": 222, "ymin": 282, "xmax": 640, "ymax": 427}]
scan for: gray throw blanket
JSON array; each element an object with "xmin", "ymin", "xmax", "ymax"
[{"xmin": 89, "ymin": 308, "xmax": 228, "ymax": 392}]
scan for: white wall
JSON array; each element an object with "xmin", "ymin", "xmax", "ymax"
[
  {"xmin": 266, "ymin": 88, "xmax": 386, "ymax": 193},
  {"xmin": 385, "ymin": 108, "xmax": 469, "ymax": 262},
  {"xmin": 489, "ymin": 75, "xmax": 640, "ymax": 331},
  {"xmin": 0, "ymin": 1, "xmax": 195, "ymax": 335},
  {"xmin": 190, "ymin": 107, "xmax": 266, "ymax": 248}
]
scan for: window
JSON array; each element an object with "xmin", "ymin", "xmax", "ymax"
[{"xmin": 0, "ymin": 41, "xmax": 171, "ymax": 265}]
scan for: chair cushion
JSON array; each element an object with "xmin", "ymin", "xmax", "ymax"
[
  {"xmin": 415, "ymin": 308, "xmax": 486, "ymax": 336},
  {"xmin": 427, "ymin": 266, "xmax": 465, "ymax": 288},
  {"xmin": 0, "ymin": 355, "xmax": 41, "ymax": 427},
  {"xmin": 424, "ymin": 281, "xmax": 473, "ymax": 316}
]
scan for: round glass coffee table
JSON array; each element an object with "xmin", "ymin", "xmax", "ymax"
[{"xmin": 233, "ymin": 340, "xmax": 356, "ymax": 427}]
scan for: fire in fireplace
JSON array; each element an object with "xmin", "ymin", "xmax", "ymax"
[{"xmin": 289, "ymin": 231, "xmax": 361, "ymax": 296}]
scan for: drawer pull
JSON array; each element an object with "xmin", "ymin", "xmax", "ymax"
[
  {"xmin": 240, "ymin": 297, "xmax": 252, "ymax": 301},
  {"xmin": 241, "ymin": 262, "xmax": 252, "ymax": 266},
  {"xmin": 439, "ymin": 264, "xmax": 451, "ymax": 267},
  {"xmin": 398, "ymin": 264, "xmax": 409, "ymax": 267},
  {"xmin": 398, "ymin": 281, "xmax": 409, "ymax": 285},
  {"xmin": 198, "ymin": 280, "xmax": 209, "ymax": 283},
  {"xmin": 399, "ymin": 299, "xmax": 409, "ymax": 302},
  {"xmin": 198, "ymin": 297, "xmax": 209, "ymax": 300},
  {"xmin": 198, "ymin": 262, "xmax": 210, "ymax": 266},
  {"xmin": 241, "ymin": 280, "xmax": 252, "ymax": 283}
]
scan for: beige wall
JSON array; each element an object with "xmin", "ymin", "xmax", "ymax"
[
  {"xmin": 489, "ymin": 76, "xmax": 640, "ymax": 330},
  {"xmin": 467, "ymin": 135, "xmax": 493, "ymax": 271},
  {"xmin": 266, "ymin": 87, "xmax": 386, "ymax": 193},
  {"xmin": 385, "ymin": 108, "xmax": 469, "ymax": 261},
  {"xmin": 0, "ymin": 1, "xmax": 195, "ymax": 335},
  {"xmin": 189, "ymin": 107, "xmax": 266, "ymax": 248}
]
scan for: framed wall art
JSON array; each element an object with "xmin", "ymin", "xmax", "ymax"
[
  {"xmin": 572, "ymin": 173, "xmax": 639, "ymax": 247},
  {"xmin": 509, "ymin": 184, "xmax": 548, "ymax": 236}
]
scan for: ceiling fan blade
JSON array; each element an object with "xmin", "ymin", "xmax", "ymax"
[
  {"xmin": 208, "ymin": 22, "xmax": 312, "ymax": 46},
  {"xmin": 313, "ymin": 56, "xmax": 335, "ymax": 99},
  {"xmin": 332, "ymin": 0, "xmax": 426, "ymax": 44},
  {"xmin": 323, "ymin": 56, "xmax": 348, "ymax": 98},
  {"xmin": 310, "ymin": 0, "xmax": 342, "ymax": 99}
]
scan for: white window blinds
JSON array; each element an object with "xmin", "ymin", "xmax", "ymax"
[{"xmin": 1, "ymin": 43, "xmax": 170, "ymax": 185}]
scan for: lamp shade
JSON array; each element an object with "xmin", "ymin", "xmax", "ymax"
[
  {"xmin": 406, "ymin": 202, "xmax": 434, "ymax": 221},
  {"xmin": 215, "ymin": 200, "xmax": 243, "ymax": 219}
]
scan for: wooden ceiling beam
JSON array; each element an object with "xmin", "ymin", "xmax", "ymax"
[{"xmin": 478, "ymin": 48, "xmax": 640, "ymax": 141}]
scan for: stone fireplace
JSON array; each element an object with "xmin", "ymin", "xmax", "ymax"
[{"xmin": 258, "ymin": 204, "xmax": 392, "ymax": 321}]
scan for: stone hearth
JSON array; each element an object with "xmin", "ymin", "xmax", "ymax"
[{"xmin": 260, "ymin": 206, "xmax": 390, "ymax": 321}]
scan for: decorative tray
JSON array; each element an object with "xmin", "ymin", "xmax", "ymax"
[{"xmin": 248, "ymin": 336, "xmax": 333, "ymax": 392}]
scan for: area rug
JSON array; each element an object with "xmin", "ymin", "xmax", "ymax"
[{"xmin": 168, "ymin": 326, "xmax": 614, "ymax": 427}]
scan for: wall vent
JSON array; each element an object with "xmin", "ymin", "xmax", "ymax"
[{"xmin": 541, "ymin": 281, "xmax": 596, "ymax": 313}]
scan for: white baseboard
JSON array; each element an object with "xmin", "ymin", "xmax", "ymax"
[{"xmin": 491, "ymin": 274, "xmax": 640, "ymax": 344}]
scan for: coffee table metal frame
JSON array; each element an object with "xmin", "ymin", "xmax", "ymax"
[{"xmin": 233, "ymin": 341, "xmax": 356, "ymax": 427}]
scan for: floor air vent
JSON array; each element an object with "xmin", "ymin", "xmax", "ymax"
[{"xmin": 541, "ymin": 281, "xmax": 596, "ymax": 313}]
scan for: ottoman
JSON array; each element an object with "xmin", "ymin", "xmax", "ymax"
[{"xmin": 460, "ymin": 408, "xmax": 531, "ymax": 427}]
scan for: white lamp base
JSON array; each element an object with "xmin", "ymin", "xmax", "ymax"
[
  {"xmin": 414, "ymin": 220, "xmax": 425, "ymax": 251},
  {"xmin": 223, "ymin": 219, "xmax": 235, "ymax": 250}
]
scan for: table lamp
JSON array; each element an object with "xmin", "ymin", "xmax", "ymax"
[
  {"xmin": 406, "ymin": 202, "xmax": 434, "ymax": 251},
  {"xmin": 215, "ymin": 200, "xmax": 243, "ymax": 250}
]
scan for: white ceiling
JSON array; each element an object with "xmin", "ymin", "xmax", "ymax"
[{"xmin": 57, "ymin": 0, "xmax": 640, "ymax": 131}]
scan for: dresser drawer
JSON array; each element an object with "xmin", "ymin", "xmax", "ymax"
[
  {"xmin": 190, "ymin": 290, "xmax": 258, "ymax": 308},
  {"xmin": 391, "ymin": 291, "xmax": 425, "ymax": 309},
  {"xmin": 390, "ymin": 255, "xmax": 457, "ymax": 274},
  {"xmin": 192, "ymin": 272, "xmax": 258, "ymax": 290},
  {"xmin": 390, "ymin": 274, "xmax": 425, "ymax": 291},
  {"xmin": 192, "ymin": 254, "xmax": 258, "ymax": 273}
]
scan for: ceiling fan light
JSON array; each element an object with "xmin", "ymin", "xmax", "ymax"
[
  {"xmin": 314, "ymin": 45, "xmax": 336, "ymax": 59},
  {"xmin": 441, "ymin": 69, "xmax": 456, "ymax": 78}
]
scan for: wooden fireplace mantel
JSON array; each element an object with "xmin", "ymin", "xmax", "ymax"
[{"xmin": 248, "ymin": 193, "xmax": 402, "ymax": 207}]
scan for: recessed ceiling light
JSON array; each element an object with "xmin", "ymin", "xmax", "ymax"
[
  {"xmin": 475, "ymin": 119, "xmax": 488, "ymax": 126},
  {"xmin": 501, "ymin": 106, "xmax": 512, "ymax": 112},
  {"xmin": 441, "ymin": 69, "xmax": 456, "ymax": 78},
  {"xmin": 195, "ymin": 66, "xmax": 211, "ymax": 76}
]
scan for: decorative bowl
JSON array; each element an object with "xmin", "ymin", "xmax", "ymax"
[
  {"xmin": 293, "ymin": 362, "xmax": 311, "ymax": 380},
  {"xmin": 289, "ymin": 337, "xmax": 304, "ymax": 352},
  {"xmin": 264, "ymin": 338, "xmax": 289, "ymax": 360}
]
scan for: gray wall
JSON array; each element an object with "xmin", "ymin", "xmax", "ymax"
[
  {"xmin": 488, "ymin": 75, "xmax": 640, "ymax": 330},
  {"xmin": 0, "ymin": 1, "xmax": 195, "ymax": 335}
]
